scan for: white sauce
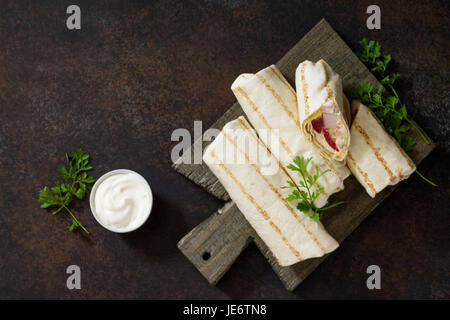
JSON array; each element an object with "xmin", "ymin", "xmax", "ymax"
[{"xmin": 93, "ymin": 172, "xmax": 151, "ymax": 231}]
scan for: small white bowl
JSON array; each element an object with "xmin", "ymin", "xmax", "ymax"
[{"xmin": 89, "ymin": 169, "xmax": 153, "ymax": 233}]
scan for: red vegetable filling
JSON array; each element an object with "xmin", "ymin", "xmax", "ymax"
[
  {"xmin": 311, "ymin": 116, "xmax": 324, "ymax": 133},
  {"xmin": 311, "ymin": 115, "xmax": 339, "ymax": 152},
  {"xmin": 323, "ymin": 129, "xmax": 339, "ymax": 152}
]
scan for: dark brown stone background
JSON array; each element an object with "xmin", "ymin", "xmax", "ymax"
[{"xmin": 0, "ymin": 0, "xmax": 449, "ymax": 299}]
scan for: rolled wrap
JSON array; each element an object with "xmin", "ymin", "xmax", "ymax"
[
  {"xmin": 203, "ymin": 116, "xmax": 339, "ymax": 266},
  {"xmin": 231, "ymin": 65, "xmax": 349, "ymax": 208},
  {"xmin": 296, "ymin": 60, "xmax": 350, "ymax": 162},
  {"xmin": 347, "ymin": 101, "xmax": 416, "ymax": 197}
]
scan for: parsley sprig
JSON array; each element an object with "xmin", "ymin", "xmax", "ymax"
[
  {"xmin": 38, "ymin": 149, "xmax": 95, "ymax": 234},
  {"xmin": 282, "ymin": 156, "xmax": 345, "ymax": 221},
  {"xmin": 349, "ymin": 38, "xmax": 431, "ymax": 150},
  {"xmin": 349, "ymin": 38, "xmax": 436, "ymax": 186}
]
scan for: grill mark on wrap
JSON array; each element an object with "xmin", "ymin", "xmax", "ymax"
[
  {"xmin": 347, "ymin": 152, "xmax": 377, "ymax": 195},
  {"xmin": 320, "ymin": 60, "xmax": 333, "ymax": 102},
  {"xmin": 255, "ymin": 73, "xmax": 300, "ymax": 127},
  {"xmin": 235, "ymin": 87, "xmax": 329, "ymax": 199},
  {"xmin": 353, "ymin": 123, "xmax": 395, "ymax": 182},
  {"xmin": 221, "ymin": 126, "xmax": 327, "ymax": 254},
  {"xmin": 300, "ymin": 63, "xmax": 310, "ymax": 116},
  {"xmin": 209, "ymin": 150, "xmax": 303, "ymax": 261},
  {"xmin": 268, "ymin": 65, "xmax": 297, "ymax": 100}
]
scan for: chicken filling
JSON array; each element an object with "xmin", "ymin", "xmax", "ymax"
[{"xmin": 310, "ymin": 101, "xmax": 346, "ymax": 153}]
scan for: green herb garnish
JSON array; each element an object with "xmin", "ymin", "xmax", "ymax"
[
  {"xmin": 282, "ymin": 156, "xmax": 345, "ymax": 221},
  {"xmin": 38, "ymin": 149, "xmax": 95, "ymax": 234},
  {"xmin": 349, "ymin": 38, "xmax": 436, "ymax": 186}
]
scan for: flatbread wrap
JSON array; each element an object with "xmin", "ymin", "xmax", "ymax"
[
  {"xmin": 346, "ymin": 101, "xmax": 416, "ymax": 197},
  {"xmin": 295, "ymin": 60, "xmax": 350, "ymax": 162}
]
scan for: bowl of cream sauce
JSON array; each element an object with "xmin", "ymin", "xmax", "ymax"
[{"xmin": 90, "ymin": 169, "xmax": 153, "ymax": 233}]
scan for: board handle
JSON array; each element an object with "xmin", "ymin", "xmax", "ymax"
[{"xmin": 177, "ymin": 201, "xmax": 254, "ymax": 285}]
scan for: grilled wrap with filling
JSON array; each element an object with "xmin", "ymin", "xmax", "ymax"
[{"xmin": 295, "ymin": 60, "xmax": 350, "ymax": 162}]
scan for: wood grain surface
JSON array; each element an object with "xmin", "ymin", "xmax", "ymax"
[{"xmin": 175, "ymin": 20, "xmax": 435, "ymax": 290}]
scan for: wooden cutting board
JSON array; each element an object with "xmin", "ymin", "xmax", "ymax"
[{"xmin": 174, "ymin": 19, "xmax": 435, "ymax": 291}]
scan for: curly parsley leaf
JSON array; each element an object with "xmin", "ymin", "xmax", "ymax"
[
  {"xmin": 38, "ymin": 149, "xmax": 95, "ymax": 234},
  {"xmin": 283, "ymin": 156, "xmax": 344, "ymax": 221},
  {"xmin": 39, "ymin": 187, "xmax": 60, "ymax": 209}
]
